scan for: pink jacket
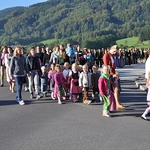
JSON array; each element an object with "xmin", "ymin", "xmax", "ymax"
[
  {"xmin": 54, "ymin": 73, "xmax": 66, "ymax": 87},
  {"xmin": 98, "ymin": 77, "xmax": 109, "ymax": 96}
]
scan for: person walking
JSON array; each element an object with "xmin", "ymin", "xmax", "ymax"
[
  {"xmin": 103, "ymin": 45, "xmax": 125, "ymax": 110},
  {"xmin": 26, "ymin": 47, "xmax": 42, "ymax": 99},
  {"xmin": 141, "ymin": 71, "xmax": 150, "ymax": 120},
  {"xmin": 98, "ymin": 65, "xmax": 111, "ymax": 117},
  {"xmin": 0, "ymin": 46, "xmax": 7, "ymax": 87},
  {"xmin": 10, "ymin": 46, "xmax": 27, "ymax": 105},
  {"xmin": 5, "ymin": 47, "xmax": 15, "ymax": 93}
]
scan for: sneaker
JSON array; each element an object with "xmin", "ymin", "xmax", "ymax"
[
  {"xmin": 0, "ymin": 84, "xmax": 4, "ymax": 87},
  {"xmin": 51, "ymin": 93, "xmax": 55, "ymax": 99},
  {"xmin": 141, "ymin": 115, "xmax": 147, "ymax": 120},
  {"xmin": 73, "ymin": 99, "xmax": 78, "ymax": 103},
  {"xmin": 36, "ymin": 95, "xmax": 41, "ymax": 100},
  {"xmin": 103, "ymin": 110, "xmax": 110, "ymax": 117},
  {"xmin": 19, "ymin": 100, "xmax": 25, "ymax": 105},
  {"xmin": 30, "ymin": 94, "xmax": 33, "ymax": 99},
  {"xmin": 43, "ymin": 93, "xmax": 47, "ymax": 98},
  {"xmin": 58, "ymin": 101, "xmax": 62, "ymax": 104},
  {"xmin": 25, "ymin": 87, "xmax": 29, "ymax": 92}
]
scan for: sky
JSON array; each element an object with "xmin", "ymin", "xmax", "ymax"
[{"xmin": 0, "ymin": 0, "xmax": 47, "ymax": 10}]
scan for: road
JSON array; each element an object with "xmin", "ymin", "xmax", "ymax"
[{"xmin": 0, "ymin": 63, "xmax": 149, "ymax": 150}]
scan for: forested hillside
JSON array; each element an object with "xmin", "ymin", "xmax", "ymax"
[{"xmin": 0, "ymin": 0, "xmax": 150, "ymax": 47}]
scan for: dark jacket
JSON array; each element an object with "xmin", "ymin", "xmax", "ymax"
[
  {"xmin": 10, "ymin": 55, "xmax": 26, "ymax": 77},
  {"xmin": 26, "ymin": 55, "xmax": 41, "ymax": 73}
]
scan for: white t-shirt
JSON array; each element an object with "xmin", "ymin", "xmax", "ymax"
[
  {"xmin": 69, "ymin": 70, "xmax": 80, "ymax": 77},
  {"xmin": 110, "ymin": 55, "xmax": 114, "ymax": 64},
  {"xmin": 63, "ymin": 69, "xmax": 71, "ymax": 79}
]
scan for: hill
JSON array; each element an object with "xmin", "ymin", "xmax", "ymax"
[
  {"xmin": 0, "ymin": 7, "xmax": 25, "ymax": 18},
  {"xmin": 0, "ymin": 0, "xmax": 150, "ymax": 47}
]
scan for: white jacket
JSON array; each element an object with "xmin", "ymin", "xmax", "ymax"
[{"xmin": 79, "ymin": 72, "xmax": 92, "ymax": 87}]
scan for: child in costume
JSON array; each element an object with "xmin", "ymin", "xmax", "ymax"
[
  {"xmin": 79, "ymin": 64, "xmax": 92, "ymax": 105},
  {"xmin": 68, "ymin": 63, "xmax": 82, "ymax": 102},
  {"xmin": 54, "ymin": 64, "xmax": 66, "ymax": 104},
  {"xmin": 91, "ymin": 65, "xmax": 101, "ymax": 103},
  {"xmin": 98, "ymin": 65, "xmax": 113, "ymax": 117}
]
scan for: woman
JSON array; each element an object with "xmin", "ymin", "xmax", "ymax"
[
  {"xmin": 26, "ymin": 47, "xmax": 42, "ymax": 99},
  {"xmin": 58, "ymin": 49, "xmax": 66, "ymax": 65},
  {"xmin": 5, "ymin": 47, "xmax": 15, "ymax": 93},
  {"xmin": 86, "ymin": 48, "xmax": 94, "ymax": 72},
  {"xmin": 43, "ymin": 47, "xmax": 51, "ymax": 66},
  {"xmin": 49, "ymin": 46, "xmax": 59, "ymax": 64},
  {"xmin": 0, "ymin": 46, "xmax": 7, "ymax": 87},
  {"xmin": 10, "ymin": 46, "xmax": 27, "ymax": 105}
]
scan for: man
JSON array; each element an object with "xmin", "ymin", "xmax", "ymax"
[
  {"xmin": 66, "ymin": 43, "xmax": 75, "ymax": 64},
  {"xmin": 103, "ymin": 45, "xmax": 125, "ymax": 109}
]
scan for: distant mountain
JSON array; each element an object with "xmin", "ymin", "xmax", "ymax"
[
  {"xmin": 0, "ymin": 7, "xmax": 25, "ymax": 18},
  {"xmin": 0, "ymin": 0, "xmax": 150, "ymax": 47}
]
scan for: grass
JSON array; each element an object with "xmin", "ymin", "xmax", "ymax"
[
  {"xmin": 116, "ymin": 37, "xmax": 150, "ymax": 48},
  {"xmin": 40, "ymin": 39, "xmax": 60, "ymax": 45}
]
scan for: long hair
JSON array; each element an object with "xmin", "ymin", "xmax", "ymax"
[
  {"xmin": 13, "ymin": 46, "xmax": 22, "ymax": 57},
  {"xmin": 28, "ymin": 46, "xmax": 35, "ymax": 56}
]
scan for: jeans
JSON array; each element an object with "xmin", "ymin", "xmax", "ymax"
[
  {"xmin": 0, "ymin": 65, "xmax": 5, "ymax": 85},
  {"xmin": 15, "ymin": 77, "xmax": 24, "ymax": 102},
  {"xmin": 41, "ymin": 83, "xmax": 47, "ymax": 94},
  {"xmin": 28, "ymin": 71, "xmax": 39, "ymax": 95}
]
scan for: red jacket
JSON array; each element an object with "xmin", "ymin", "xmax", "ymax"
[{"xmin": 103, "ymin": 52, "xmax": 116, "ymax": 75}]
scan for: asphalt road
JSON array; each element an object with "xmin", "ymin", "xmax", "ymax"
[{"xmin": 0, "ymin": 63, "xmax": 149, "ymax": 150}]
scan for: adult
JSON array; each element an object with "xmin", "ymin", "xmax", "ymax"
[
  {"xmin": 86, "ymin": 48, "xmax": 94, "ymax": 72},
  {"xmin": 103, "ymin": 45, "xmax": 125, "ymax": 109},
  {"xmin": 98, "ymin": 48, "xmax": 104, "ymax": 68},
  {"xmin": 66, "ymin": 43, "xmax": 75, "ymax": 64},
  {"xmin": 49, "ymin": 46, "xmax": 59, "ymax": 64},
  {"xmin": 35, "ymin": 46, "xmax": 44, "ymax": 66},
  {"xmin": 76, "ymin": 45, "xmax": 85, "ymax": 65},
  {"xmin": 26, "ymin": 47, "xmax": 42, "ymax": 99},
  {"xmin": 145, "ymin": 48, "xmax": 150, "ymax": 79},
  {"xmin": 43, "ymin": 47, "xmax": 51, "ymax": 66},
  {"xmin": 5, "ymin": 47, "xmax": 15, "ymax": 92},
  {"xmin": 0, "ymin": 46, "xmax": 7, "ymax": 86},
  {"xmin": 10, "ymin": 46, "xmax": 27, "ymax": 105}
]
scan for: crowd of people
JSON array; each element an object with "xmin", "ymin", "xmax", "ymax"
[{"xmin": 0, "ymin": 44, "xmax": 149, "ymax": 117}]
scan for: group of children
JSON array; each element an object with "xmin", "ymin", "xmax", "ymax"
[{"xmin": 38, "ymin": 62, "xmax": 121, "ymax": 117}]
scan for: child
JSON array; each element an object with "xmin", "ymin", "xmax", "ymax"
[
  {"xmin": 40, "ymin": 66, "xmax": 48, "ymax": 97},
  {"xmin": 98, "ymin": 65, "xmax": 111, "ymax": 117},
  {"xmin": 54, "ymin": 64, "xmax": 66, "ymax": 104},
  {"xmin": 63, "ymin": 62, "xmax": 71, "ymax": 94},
  {"xmin": 91, "ymin": 65, "xmax": 101, "ymax": 103},
  {"xmin": 48, "ymin": 63, "xmax": 56, "ymax": 99},
  {"xmin": 69, "ymin": 63, "xmax": 82, "ymax": 102},
  {"xmin": 141, "ymin": 71, "xmax": 150, "ymax": 120},
  {"xmin": 79, "ymin": 64, "xmax": 92, "ymax": 105}
]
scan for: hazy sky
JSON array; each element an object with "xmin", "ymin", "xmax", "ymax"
[{"xmin": 0, "ymin": 0, "xmax": 47, "ymax": 10}]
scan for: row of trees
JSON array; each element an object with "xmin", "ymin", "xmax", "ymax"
[{"xmin": 0, "ymin": 0, "xmax": 150, "ymax": 47}]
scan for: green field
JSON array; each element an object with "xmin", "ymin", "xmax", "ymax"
[
  {"xmin": 116, "ymin": 37, "xmax": 150, "ymax": 49},
  {"xmin": 37, "ymin": 36, "xmax": 150, "ymax": 49}
]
